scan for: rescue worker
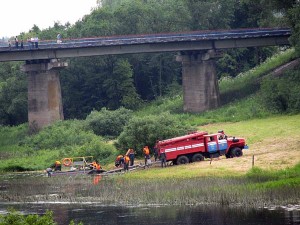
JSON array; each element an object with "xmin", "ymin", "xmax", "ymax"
[
  {"xmin": 218, "ymin": 130, "xmax": 227, "ymax": 140},
  {"xmin": 115, "ymin": 155, "xmax": 124, "ymax": 167},
  {"xmin": 160, "ymin": 150, "xmax": 167, "ymax": 168},
  {"xmin": 91, "ymin": 160, "xmax": 102, "ymax": 173},
  {"xmin": 124, "ymin": 155, "xmax": 130, "ymax": 171},
  {"xmin": 54, "ymin": 160, "xmax": 61, "ymax": 171},
  {"xmin": 143, "ymin": 146, "xmax": 150, "ymax": 166},
  {"xmin": 90, "ymin": 160, "xmax": 97, "ymax": 169},
  {"xmin": 126, "ymin": 148, "xmax": 135, "ymax": 166},
  {"xmin": 46, "ymin": 167, "xmax": 52, "ymax": 177},
  {"xmin": 91, "ymin": 160, "xmax": 101, "ymax": 170},
  {"xmin": 95, "ymin": 162, "xmax": 101, "ymax": 171}
]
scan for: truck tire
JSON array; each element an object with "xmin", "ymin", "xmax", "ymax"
[
  {"xmin": 192, "ymin": 153, "xmax": 204, "ymax": 162},
  {"xmin": 230, "ymin": 147, "xmax": 243, "ymax": 157},
  {"xmin": 177, "ymin": 155, "xmax": 189, "ymax": 165}
]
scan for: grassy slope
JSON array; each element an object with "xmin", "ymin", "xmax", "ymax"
[{"xmin": 124, "ymin": 114, "xmax": 300, "ymax": 179}]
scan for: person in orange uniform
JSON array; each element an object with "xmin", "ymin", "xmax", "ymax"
[
  {"xmin": 143, "ymin": 146, "xmax": 150, "ymax": 166},
  {"xmin": 95, "ymin": 162, "xmax": 101, "ymax": 171},
  {"xmin": 126, "ymin": 148, "xmax": 135, "ymax": 166},
  {"xmin": 90, "ymin": 160, "xmax": 101, "ymax": 171},
  {"xmin": 90, "ymin": 160, "xmax": 97, "ymax": 169},
  {"xmin": 124, "ymin": 155, "xmax": 130, "ymax": 172},
  {"xmin": 115, "ymin": 155, "xmax": 124, "ymax": 167},
  {"xmin": 54, "ymin": 160, "xmax": 61, "ymax": 171}
]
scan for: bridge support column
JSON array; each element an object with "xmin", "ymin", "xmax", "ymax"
[
  {"xmin": 176, "ymin": 50, "xmax": 220, "ymax": 113},
  {"xmin": 22, "ymin": 59, "xmax": 68, "ymax": 131}
]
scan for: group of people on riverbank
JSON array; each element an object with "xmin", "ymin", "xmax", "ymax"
[
  {"xmin": 115, "ymin": 148, "xmax": 135, "ymax": 171},
  {"xmin": 115, "ymin": 145, "xmax": 167, "ymax": 171}
]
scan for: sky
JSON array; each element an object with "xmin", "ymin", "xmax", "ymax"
[{"xmin": 0, "ymin": 0, "xmax": 98, "ymax": 38}]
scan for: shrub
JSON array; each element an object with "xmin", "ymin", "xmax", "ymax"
[
  {"xmin": 0, "ymin": 123, "xmax": 28, "ymax": 148},
  {"xmin": 260, "ymin": 69, "xmax": 300, "ymax": 113},
  {"xmin": 0, "ymin": 209, "xmax": 83, "ymax": 225},
  {"xmin": 22, "ymin": 120, "xmax": 93, "ymax": 150},
  {"xmin": 85, "ymin": 107, "xmax": 133, "ymax": 138},
  {"xmin": 116, "ymin": 112, "xmax": 193, "ymax": 155},
  {"xmin": 77, "ymin": 138, "xmax": 117, "ymax": 164}
]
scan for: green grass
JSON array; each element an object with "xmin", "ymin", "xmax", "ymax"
[
  {"xmin": 219, "ymin": 48, "xmax": 296, "ymax": 93},
  {"xmin": 1, "ymin": 163, "xmax": 299, "ymax": 207}
]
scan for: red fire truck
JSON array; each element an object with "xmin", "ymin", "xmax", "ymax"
[{"xmin": 156, "ymin": 130, "xmax": 248, "ymax": 165}]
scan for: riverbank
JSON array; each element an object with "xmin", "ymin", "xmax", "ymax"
[
  {"xmin": 0, "ymin": 161, "xmax": 299, "ymax": 208},
  {"xmin": 0, "ymin": 115, "xmax": 300, "ymax": 207}
]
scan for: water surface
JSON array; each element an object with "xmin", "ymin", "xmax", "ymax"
[{"xmin": 0, "ymin": 203, "xmax": 299, "ymax": 225}]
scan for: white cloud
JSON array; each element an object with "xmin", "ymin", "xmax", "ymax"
[{"xmin": 0, "ymin": 0, "xmax": 97, "ymax": 38}]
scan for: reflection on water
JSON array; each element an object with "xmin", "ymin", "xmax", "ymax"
[
  {"xmin": 0, "ymin": 173, "xmax": 299, "ymax": 224},
  {"xmin": 0, "ymin": 203, "xmax": 299, "ymax": 225}
]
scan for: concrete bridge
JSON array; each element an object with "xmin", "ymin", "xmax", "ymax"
[{"xmin": 0, "ymin": 28, "xmax": 291, "ymax": 130}]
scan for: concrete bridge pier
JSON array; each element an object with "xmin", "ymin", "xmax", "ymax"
[
  {"xmin": 22, "ymin": 59, "xmax": 68, "ymax": 131},
  {"xmin": 176, "ymin": 50, "xmax": 220, "ymax": 113}
]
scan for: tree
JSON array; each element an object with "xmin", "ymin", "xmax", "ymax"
[
  {"xmin": 85, "ymin": 107, "xmax": 133, "ymax": 138},
  {"xmin": 102, "ymin": 58, "xmax": 141, "ymax": 109},
  {"xmin": 117, "ymin": 112, "xmax": 192, "ymax": 155},
  {"xmin": 0, "ymin": 63, "xmax": 27, "ymax": 125},
  {"xmin": 287, "ymin": 3, "xmax": 300, "ymax": 56}
]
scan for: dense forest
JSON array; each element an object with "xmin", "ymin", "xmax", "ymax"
[{"xmin": 0, "ymin": 0, "xmax": 299, "ymax": 125}]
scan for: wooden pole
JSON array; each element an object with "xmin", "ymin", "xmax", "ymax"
[{"xmin": 252, "ymin": 155, "xmax": 255, "ymax": 168}]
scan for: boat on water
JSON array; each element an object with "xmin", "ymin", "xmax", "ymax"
[
  {"xmin": 46, "ymin": 156, "xmax": 106, "ymax": 177},
  {"xmin": 50, "ymin": 168, "xmax": 107, "ymax": 176},
  {"xmin": 46, "ymin": 156, "xmax": 156, "ymax": 177}
]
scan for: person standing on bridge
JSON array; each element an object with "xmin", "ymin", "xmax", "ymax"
[
  {"xmin": 15, "ymin": 36, "xmax": 19, "ymax": 49},
  {"xmin": 30, "ymin": 37, "xmax": 35, "ymax": 49},
  {"xmin": 57, "ymin": 33, "xmax": 62, "ymax": 44},
  {"xmin": 34, "ymin": 37, "xmax": 39, "ymax": 49},
  {"xmin": 27, "ymin": 38, "xmax": 31, "ymax": 49}
]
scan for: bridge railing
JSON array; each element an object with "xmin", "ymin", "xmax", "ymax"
[{"xmin": 0, "ymin": 28, "xmax": 291, "ymax": 52}]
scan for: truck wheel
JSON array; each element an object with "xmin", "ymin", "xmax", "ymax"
[
  {"xmin": 230, "ymin": 147, "xmax": 243, "ymax": 157},
  {"xmin": 177, "ymin": 156, "xmax": 189, "ymax": 165},
  {"xmin": 192, "ymin": 153, "xmax": 204, "ymax": 162}
]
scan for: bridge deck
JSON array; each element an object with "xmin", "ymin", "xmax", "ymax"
[{"xmin": 0, "ymin": 28, "xmax": 291, "ymax": 62}]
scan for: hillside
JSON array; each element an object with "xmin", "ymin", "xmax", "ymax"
[
  {"xmin": 115, "ymin": 114, "xmax": 299, "ymax": 180},
  {"xmin": 0, "ymin": 49, "xmax": 299, "ymax": 173},
  {"xmin": 197, "ymin": 115, "xmax": 300, "ymax": 174}
]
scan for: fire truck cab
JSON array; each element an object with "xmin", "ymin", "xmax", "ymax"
[{"xmin": 157, "ymin": 130, "xmax": 248, "ymax": 165}]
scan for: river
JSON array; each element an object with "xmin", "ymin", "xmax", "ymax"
[
  {"xmin": 0, "ymin": 202, "xmax": 299, "ymax": 225},
  {"xmin": 0, "ymin": 173, "xmax": 299, "ymax": 224}
]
